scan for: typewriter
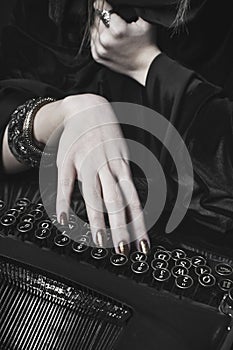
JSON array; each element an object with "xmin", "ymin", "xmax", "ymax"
[{"xmin": 1, "ymin": 173, "xmax": 233, "ymax": 350}]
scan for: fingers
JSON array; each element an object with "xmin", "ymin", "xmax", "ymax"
[
  {"xmin": 99, "ymin": 168, "xmax": 130, "ymax": 255},
  {"xmin": 56, "ymin": 159, "xmax": 76, "ymax": 225},
  {"xmin": 82, "ymin": 176, "xmax": 107, "ymax": 248},
  {"xmin": 116, "ymin": 163, "xmax": 151, "ymax": 254}
]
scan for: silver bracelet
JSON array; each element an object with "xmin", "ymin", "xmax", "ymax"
[{"xmin": 8, "ymin": 97, "xmax": 56, "ymax": 168}]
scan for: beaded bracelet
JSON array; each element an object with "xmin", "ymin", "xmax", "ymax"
[{"xmin": 8, "ymin": 97, "xmax": 56, "ymax": 168}]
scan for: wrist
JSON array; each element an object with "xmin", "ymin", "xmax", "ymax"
[
  {"xmin": 33, "ymin": 99, "xmax": 64, "ymax": 145},
  {"xmin": 62, "ymin": 94, "xmax": 108, "ymax": 123},
  {"xmin": 130, "ymin": 47, "xmax": 161, "ymax": 86}
]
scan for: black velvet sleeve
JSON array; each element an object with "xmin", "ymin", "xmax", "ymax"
[{"xmin": 145, "ymin": 53, "xmax": 233, "ymax": 233}]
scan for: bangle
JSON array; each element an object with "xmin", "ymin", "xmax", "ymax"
[{"xmin": 8, "ymin": 97, "xmax": 56, "ymax": 168}]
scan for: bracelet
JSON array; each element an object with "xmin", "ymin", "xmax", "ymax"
[{"xmin": 8, "ymin": 97, "xmax": 56, "ymax": 168}]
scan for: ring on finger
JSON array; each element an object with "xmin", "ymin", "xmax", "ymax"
[{"xmin": 95, "ymin": 9, "xmax": 114, "ymax": 28}]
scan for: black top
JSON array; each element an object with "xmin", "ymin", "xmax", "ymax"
[{"xmin": 0, "ymin": 0, "xmax": 233, "ymax": 233}]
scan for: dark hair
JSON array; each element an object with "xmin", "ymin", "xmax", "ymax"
[{"xmin": 49, "ymin": 0, "xmax": 190, "ymax": 52}]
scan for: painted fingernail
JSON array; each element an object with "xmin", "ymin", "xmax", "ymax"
[
  {"xmin": 96, "ymin": 229, "xmax": 106, "ymax": 248},
  {"xmin": 139, "ymin": 240, "xmax": 150, "ymax": 255},
  {"xmin": 60, "ymin": 212, "xmax": 68, "ymax": 226},
  {"xmin": 118, "ymin": 241, "xmax": 130, "ymax": 256}
]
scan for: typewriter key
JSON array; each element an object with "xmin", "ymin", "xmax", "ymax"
[
  {"xmin": 35, "ymin": 228, "xmax": 51, "ymax": 240},
  {"xmin": 15, "ymin": 198, "xmax": 30, "ymax": 207},
  {"xmin": 17, "ymin": 221, "xmax": 33, "ymax": 233},
  {"xmin": 175, "ymin": 275, "xmax": 194, "ymax": 289},
  {"xmin": 54, "ymin": 234, "xmax": 71, "ymax": 247},
  {"xmin": 91, "ymin": 248, "xmax": 108, "ymax": 260},
  {"xmin": 30, "ymin": 209, "xmax": 44, "ymax": 221},
  {"xmin": 130, "ymin": 251, "xmax": 147, "ymax": 263},
  {"xmin": 175, "ymin": 258, "xmax": 191, "ymax": 269},
  {"xmin": 171, "ymin": 266, "xmax": 189, "ymax": 278},
  {"xmin": 72, "ymin": 241, "xmax": 89, "ymax": 253},
  {"xmin": 171, "ymin": 249, "xmax": 186, "ymax": 261},
  {"xmin": 0, "ymin": 214, "xmax": 16, "ymax": 227},
  {"xmin": 195, "ymin": 265, "xmax": 212, "ymax": 276},
  {"xmin": 6, "ymin": 209, "xmax": 20, "ymax": 218},
  {"xmin": 154, "ymin": 251, "xmax": 171, "ymax": 261},
  {"xmin": 14, "ymin": 204, "xmax": 26, "ymax": 214},
  {"xmin": 35, "ymin": 203, "xmax": 44, "ymax": 211},
  {"xmin": 218, "ymin": 279, "xmax": 233, "ymax": 292},
  {"xmin": 215, "ymin": 264, "xmax": 233, "ymax": 276},
  {"xmin": 199, "ymin": 273, "xmax": 216, "ymax": 288},
  {"xmin": 111, "ymin": 254, "xmax": 128, "ymax": 266},
  {"xmin": 38, "ymin": 220, "xmax": 53, "ymax": 230},
  {"xmin": 151, "ymin": 259, "xmax": 168, "ymax": 270},
  {"xmin": 21, "ymin": 214, "xmax": 35, "ymax": 224},
  {"xmin": 131, "ymin": 262, "xmax": 149, "ymax": 274},
  {"xmin": 78, "ymin": 236, "xmax": 91, "ymax": 245},
  {"xmin": 191, "ymin": 256, "xmax": 207, "ymax": 267},
  {"xmin": 153, "ymin": 268, "xmax": 171, "ymax": 282}
]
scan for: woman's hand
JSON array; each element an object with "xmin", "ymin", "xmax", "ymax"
[
  {"xmin": 55, "ymin": 94, "xmax": 150, "ymax": 254},
  {"xmin": 91, "ymin": 1, "xmax": 161, "ymax": 86}
]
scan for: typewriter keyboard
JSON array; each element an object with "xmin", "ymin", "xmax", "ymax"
[{"xmin": 1, "ymin": 195, "xmax": 233, "ymax": 312}]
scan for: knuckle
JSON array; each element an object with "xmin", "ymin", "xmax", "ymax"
[
  {"xmin": 130, "ymin": 199, "xmax": 142, "ymax": 211},
  {"xmin": 100, "ymin": 34, "xmax": 111, "ymax": 49},
  {"xmin": 96, "ymin": 45, "xmax": 107, "ymax": 58}
]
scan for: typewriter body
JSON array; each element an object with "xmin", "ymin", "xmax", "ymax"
[{"xmin": 1, "ymin": 174, "xmax": 233, "ymax": 350}]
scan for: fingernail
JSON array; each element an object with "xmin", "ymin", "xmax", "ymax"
[
  {"xmin": 118, "ymin": 241, "xmax": 130, "ymax": 256},
  {"xmin": 60, "ymin": 212, "xmax": 68, "ymax": 226},
  {"xmin": 139, "ymin": 240, "xmax": 150, "ymax": 255},
  {"xmin": 96, "ymin": 229, "xmax": 106, "ymax": 248}
]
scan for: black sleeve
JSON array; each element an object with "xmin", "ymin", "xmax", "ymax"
[{"xmin": 145, "ymin": 53, "xmax": 233, "ymax": 233}]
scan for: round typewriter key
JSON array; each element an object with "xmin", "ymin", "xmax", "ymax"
[
  {"xmin": 215, "ymin": 264, "xmax": 233, "ymax": 276},
  {"xmin": 21, "ymin": 214, "xmax": 35, "ymax": 224},
  {"xmin": 17, "ymin": 221, "xmax": 33, "ymax": 233},
  {"xmin": 72, "ymin": 241, "xmax": 88, "ymax": 253},
  {"xmin": 0, "ymin": 200, "xmax": 6, "ymax": 212},
  {"xmin": 130, "ymin": 251, "xmax": 147, "ymax": 263},
  {"xmin": 199, "ymin": 273, "xmax": 216, "ymax": 288},
  {"xmin": 153, "ymin": 268, "xmax": 171, "ymax": 282},
  {"xmin": 171, "ymin": 249, "xmax": 186, "ymax": 261},
  {"xmin": 54, "ymin": 234, "xmax": 71, "ymax": 247},
  {"xmin": 171, "ymin": 265, "xmax": 188, "ymax": 278},
  {"xmin": 131, "ymin": 262, "xmax": 149, "ymax": 274},
  {"xmin": 191, "ymin": 256, "xmax": 207, "ymax": 267},
  {"xmin": 91, "ymin": 248, "xmax": 108, "ymax": 260},
  {"xmin": 35, "ymin": 228, "xmax": 51, "ymax": 240},
  {"xmin": 30, "ymin": 210, "xmax": 44, "ymax": 221},
  {"xmin": 111, "ymin": 254, "xmax": 128, "ymax": 266},
  {"xmin": 78, "ymin": 236, "xmax": 91, "ymax": 245},
  {"xmin": 6, "ymin": 209, "xmax": 20, "ymax": 218},
  {"xmin": 151, "ymin": 259, "xmax": 168, "ymax": 270},
  {"xmin": 38, "ymin": 220, "xmax": 52, "ymax": 230},
  {"xmin": 195, "ymin": 265, "xmax": 212, "ymax": 276},
  {"xmin": 15, "ymin": 198, "xmax": 30, "ymax": 207},
  {"xmin": 0, "ymin": 214, "xmax": 16, "ymax": 227},
  {"xmin": 154, "ymin": 251, "xmax": 171, "ymax": 261},
  {"xmin": 218, "ymin": 279, "xmax": 233, "ymax": 292},
  {"xmin": 175, "ymin": 275, "xmax": 194, "ymax": 289},
  {"xmin": 35, "ymin": 203, "xmax": 44, "ymax": 210},
  {"xmin": 14, "ymin": 205, "xmax": 26, "ymax": 214},
  {"xmin": 176, "ymin": 258, "xmax": 191, "ymax": 269}
]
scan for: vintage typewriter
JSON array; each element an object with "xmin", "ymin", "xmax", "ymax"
[{"xmin": 1, "ymin": 173, "xmax": 233, "ymax": 350}]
